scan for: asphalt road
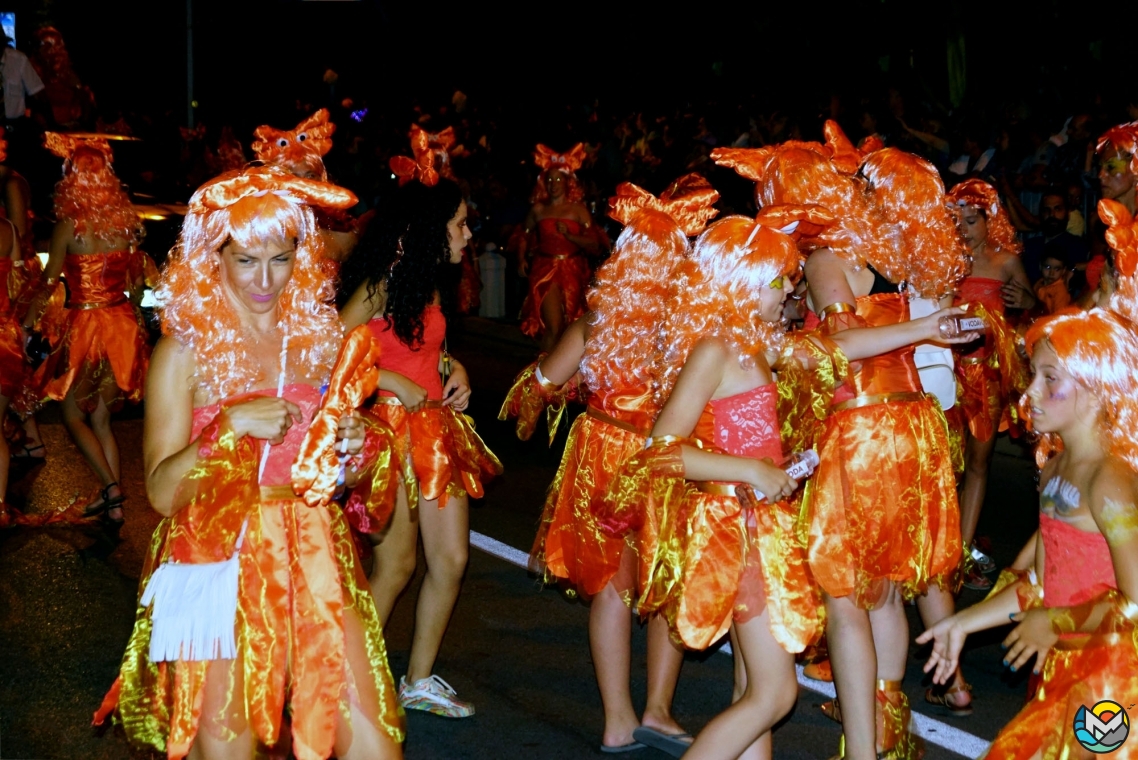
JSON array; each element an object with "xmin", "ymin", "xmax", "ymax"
[{"xmin": 0, "ymin": 319, "xmax": 1045, "ymax": 759}]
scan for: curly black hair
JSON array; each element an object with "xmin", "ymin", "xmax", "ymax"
[{"xmin": 339, "ymin": 180, "xmax": 463, "ymax": 348}]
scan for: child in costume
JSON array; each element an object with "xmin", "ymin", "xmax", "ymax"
[
  {"xmin": 517, "ymin": 143, "xmax": 607, "ymax": 351},
  {"xmin": 918, "ymin": 305, "xmax": 1138, "ymax": 760},
  {"xmin": 502, "ymin": 174, "xmax": 719, "ymax": 754},
  {"xmin": 99, "ymin": 165, "xmax": 404, "ymax": 759},
  {"xmin": 340, "ymin": 176, "xmax": 501, "ymax": 718},
  {"xmin": 31, "ymin": 133, "xmax": 156, "ymax": 524},
  {"xmin": 946, "ymin": 179, "xmax": 1034, "ymax": 591}
]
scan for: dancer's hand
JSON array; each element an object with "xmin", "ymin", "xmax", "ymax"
[
  {"xmin": 335, "ymin": 411, "xmax": 365, "ymax": 457},
  {"xmin": 518, "ymin": 258, "xmax": 529, "ymax": 277},
  {"xmin": 1002, "ymin": 280, "xmax": 1036, "ymax": 310},
  {"xmin": 1002, "ymin": 609, "xmax": 1057, "ymax": 675},
  {"xmin": 917, "ymin": 616, "xmax": 967, "ymax": 685},
  {"xmin": 926, "ymin": 305, "xmax": 983, "ymax": 344},
  {"xmin": 442, "ymin": 361, "xmax": 471, "ymax": 411},
  {"xmin": 227, "ymin": 397, "xmax": 302, "ymax": 444},
  {"xmin": 391, "ymin": 376, "xmax": 429, "ymax": 413},
  {"xmin": 746, "ymin": 458, "xmax": 796, "ymax": 506}
]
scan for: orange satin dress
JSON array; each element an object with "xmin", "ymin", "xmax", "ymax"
[
  {"xmin": 0, "ymin": 258, "xmax": 24, "ymax": 398},
  {"xmin": 622, "ymin": 384, "xmax": 822, "ymax": 652},
  {"xmin": 519, "ymin": 218, "xmax": 593, "ymax": 338},
  {"xmin": 37, "ymin": 250, "xmax": 153, "ymax": 413},
  {"xmin": 806, "ymin": 294, "xmax": 961, "ymax": 607},
  {"xmin": 364, "ymin": 305, "xmax": 501, "ymax": 513},
  {"xmin": 530, "ymin": 384, "xmax": 654, "ymax": 599},
  {"xmin": 984, "ymin": 511, "xmax": 1138, "ymax": 759},
  {"xmin": 954, "ymin": 277, "xmax": 1026, "ymax": 442},
  {"xmin": 114, "ymin": 384, "xmax": 404, "ymax": 760}
]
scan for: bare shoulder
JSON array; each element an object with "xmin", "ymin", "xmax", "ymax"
[{"xmin": 1087, "ymin": 457, "xmax": 1138, "ymax": 519}]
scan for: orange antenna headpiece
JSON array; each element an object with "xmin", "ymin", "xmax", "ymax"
[
  {"xmin": 609, "ymin": 172, "xmax": 720, "ymax": 237},
  {"xmin": 252, "ymin": 109, "xmax": 335, "ymax": 169},
  {"xmin": 946, "ymin": 178, "xmax": 1022, "ymax": 256},
  {"xmin": 389, "ymin": 127, "xmax": 440, "ymax": 187}
]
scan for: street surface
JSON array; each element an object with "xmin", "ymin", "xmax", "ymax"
[{"xmin": 0, "ymin": 319, "xmax": 1044, "ymax": 759}]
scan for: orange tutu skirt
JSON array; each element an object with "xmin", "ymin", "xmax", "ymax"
[
  {"xmin": 806, "ymin": 397, "xmax": 962, "ymax": 607},
  {"xmin": 956, "ymin": 358, "xmax": 1004, "ymax": 443},
  {"xmin": 984, "ymin": 636, "xmax": 1138, "ymax": 759},
  {"xmin": 370, "ymin": 401, "xmax": 502, "ymax": 505},
  {"xmin": 519, "ymin": 254, "xmax": 590, "ymax": 339},
  {"xmin": 39, "ymin": 303, "xmax": 148, "ymax": 413},
  {"xmin": 530, "ymin": 413, "xmax": 640, "ymax": 599}
]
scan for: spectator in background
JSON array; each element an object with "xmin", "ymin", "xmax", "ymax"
[
  {"xmin": 1065, "ymin": 181, "xmax": 1086, "ymax": 237},
  {"xmin": 0, "ymin": 28, "xmax": 45, "ymax": 176},
  {"xmin": 1033, "ymin": 242, "xmax": 1073, "ymax": 314},
  {"xmin": 1019, "ymin": 189, "xmax": 1088, "ymax": 282}
]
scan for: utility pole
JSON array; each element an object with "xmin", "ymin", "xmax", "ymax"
[{"xmin": 186, "ymin": 0, "xmax": 194, "ymax": 127}]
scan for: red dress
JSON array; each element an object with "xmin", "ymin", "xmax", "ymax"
[
  {"xmin": 36, "ymin": 250, "xmax": 155, "ymax": 413},
  {"xmin": 519, "ymin": 218, "xmax": 594, "ymax": 338},
  {"xmin": 606, "ymin": 383, "xmax": 822, "ymax": 652},
  {"xmin": 362, "ymin": 305, "xmax": 500, "ymax": 517},
  {"xmin": 806, "ymin": 294, "xmax": 961, "ymax": 607}
]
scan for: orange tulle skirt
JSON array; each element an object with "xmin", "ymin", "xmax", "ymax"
[
  {"xmin": 984, "ymin": 635, "xmax": 1138, "ymax": 759},
  {"xmin": 369, "ymin": 401, "xmax": 502, "ymax": 505},
  {"xmin": 530, "ymin": 413, "xmax": 640, "ymax": 599},
  {"xmin": 38, "ymin": 302, "xmax": 149, "ymax": 413},
  {"xmin": 519, "ymin": 254, "xmax": 590, "ymax": 339},
  {"xmin": 806, "ymin": 397, "xmax": 962, "ymax": 607},
  {"xmin": 956, "ymin": 358, "xmax": 1003, "ymax": 443},
  {"xmin": 115, "ymin": 499, "xmax": 404, "ymax": 760}
]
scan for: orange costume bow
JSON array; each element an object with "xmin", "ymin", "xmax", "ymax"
[
  {"xmin": 608, "ymin": 173, "xmax": 720, "ymax": 237},
  {"xmin": 292, "ymin": 326, "xmax": 381, "ymax": 507},
  {"xmin": 191, "ymin": 165, "xmax": 357, "ymax": 214},
  {"xmin": 252, "ymin": 109, "xmax": 336, "ymax": 166},
  {"xmin": 414, "ymin": 125, "xmax": 458, "ymax": 182},
  {"xmin": 389, "ymin": 126, "xmax": 440, "ymax": 187},
  {"xmin": 43, "ymin": 131, "xmax": 114, "ymax": 165},
  {"xmin": 534, "ymin": 142, "xmax": 586, "ymax": 176}
]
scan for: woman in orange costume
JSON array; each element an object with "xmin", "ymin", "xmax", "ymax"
[
  {"xmin": 946, "ymin": 180, "xmax": 1034, "ymax": 591},
  {"xmin": 340, "ymin": 175, "xmax": 501, "ymax": 718},
  {"xmin": 0, "ymin": 211, "xmax": 24, "ymax": 525},
  {"xmin": 716, "ymin": 135, "xmax": 968, "ymax": 759},
  {"xmin": 502, "ymin": 174, "xmax": 718, "ymax": 754},
  {"xmin": 103, "ymin": 165, "xmax": 404, "ymax": 760},
  {"xmin": 252, "ymin": 109, "xmax": 360, "ymax": 270},
  {"xmin": 518, "ymin": 143, "xmax": 606, "ymax": 351},
  {"xmin": 919, "ymin": 306, "xmax": 1138, "ymax": 759},
  {"xmin": 31, "ymin": 134, "xmax": 156, "ymax": 523}
]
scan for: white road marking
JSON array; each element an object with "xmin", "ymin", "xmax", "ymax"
[{"xmin": 469, "ymin": 529, "xmax": 993, "ymax": 759}]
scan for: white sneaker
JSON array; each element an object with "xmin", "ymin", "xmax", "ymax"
[{"xmin": 398, "ymin": 675, "xmax": 475, "ymax": 718}]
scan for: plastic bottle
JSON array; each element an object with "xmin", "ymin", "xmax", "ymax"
[{"xmin": 752, "ymin": 449, "xmax": 820, "ymax": 500}]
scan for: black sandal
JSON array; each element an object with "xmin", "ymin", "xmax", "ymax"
[
  {"xmin": 12, "ymin": 443, "xmax": 46, "ymax": 460},
  {"xmin": 83, "ymin": 483, "xmax": 125, "ymax": 524}
]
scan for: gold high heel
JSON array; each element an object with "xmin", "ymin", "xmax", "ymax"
[{"xmin": 829, "ymin": 680, "xmax": 923, "ymax": 760}]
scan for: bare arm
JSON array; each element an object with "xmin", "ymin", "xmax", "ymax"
[
  {"xmin": 824, "ymin": 307, "xmax": 977, "ymax": 361},
  {"xmin": 340, "ymin": 280, "xmax": 384, "ymax": 332},
  {"xmin": 804, "ymin": 248, "xmax": 858, "ymax": 316},
  {"xmin": 4, "ymin": 173, "xmax": 28, "ymax": 239},
  {"xmin": 1001, "ymin": 255, "xmax": 1038, "ymax": 310},
  {"xmin": 538, "ymin": 316, "xmax": 589, "ymax": 385},
  {"xmin": 518, "ymin": 207, "xmax": 537, "ymax": 275}
]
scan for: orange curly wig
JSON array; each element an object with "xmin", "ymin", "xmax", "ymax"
[
  {"xmin": 947, "ymin": 178, "xmax": 1022, "ymax": 256},
  {"xmin": 531, "ymin": 143, "xmax": 586, "ymax": 204},
  {"xmin": 1098, "ymin": 198, "xmax": 1138, "ymax": 323},
  {"xmin": 654, "ymin": 205, "xmax": 832, "ymax": 404},
  {"xmin": 580, "ymin": 174, "xmax": 719, "ymax": 396},
  {"xmin": 1024, "ymin": 308, "xmax": 1138, "ymax": 474},
  {"xmin": 157, "ymin": 166, "xmax": 356, "ymax": 398},
  {"xmin": 860, "ymin": 148, "xmax": 970, "ymax": 298},
  {"xmin": 44, "ymin": 132, "xmax": 143, "ymax": 244}
]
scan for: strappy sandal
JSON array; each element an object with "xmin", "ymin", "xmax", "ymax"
[
  {"xmin": 82, "ymin": 483, "xmax": 125, "ymax": 525},
  {"xmin": 820, "ymin": 698, "xmax": 842, "ymax": 723},
  {"xmin": 924, "ymin": 680, "xmax": 973, "ymax": 716},
  {"xmin": 828, "ymin": 680, "xmax": 923, "ymax": 760},
  {"xmin": 11, "ymin": 443, "xmax": 46, "ymax": 460}
]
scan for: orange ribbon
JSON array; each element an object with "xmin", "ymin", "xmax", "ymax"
[
  {"xmin": 534, "ymin": 142, "xmax": 587, "ymax": 175},
  {"xmin": 390, "ymin": 126, "xmax": 440, "ymax": 187},
  {"xmin": 608, "ymin": 173, "xmax": 720, "ymax": 236},
  {"xmin": 191, "ymin": 165, "xmax": 357, "ymax": 213}
]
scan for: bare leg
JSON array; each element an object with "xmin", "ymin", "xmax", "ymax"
[
  {"xmin": 868, "ymin": 584, "xmax": 907, "ymax": 683},
  {"xmin": 20, "ymin": 414, "xmax": 45, "ymax": 456},
  {"xmin": 538, "ymin": 283, "xmax": 565, "ymax": 353},
  {"xmin": 590, "ymin": 582, "xmax": 639, "ymax": 748},
  {"xmin": 60, "ymin": 389, "xmax": 122, "ymax": 517},
  {"xmin": 406, "ymin": 492, "xmax": 468, "ymax": 682},
  {"xmin": 642, "ymin": 613, "xmax": 686, "ymax": 735},
  {"xmin": 825, "ymin": 592, "xmax": 877, "ymax": 760},
  {"xmin": 368, "ymin": 483, "xmax": 420, "ymax": 625},
  {"xmin": 90, "ymin": 390, "xmax": 123, "ymax": 520},
  {"xmin": 682, "ymin": 613, "xmax": 796, "ymax": 759},
  {"xmin": 916, "ymin": 586, "xmax": 972, "ymax": 708},
  {"xmin": 334, "ymin": 607, "xmax": 403, "ymax": 760},
  {"xmin": 187, "ymin": 658, "xmax": 255, "ymax": 760},
  {"xmin": 728, "ymin": 625, "xmax": 770, "ymax": 760},
  {"xmin": 958, "ymin": 431, "xmax": 997, "ymax": 548}
]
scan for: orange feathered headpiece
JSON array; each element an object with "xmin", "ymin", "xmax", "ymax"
[
  {"xmin": 581, "ymin": 175, "xmax": 719, "ymax": 397},
  {"xmin": 44, "ymin": 131, "xmax": 142, "ymax": 244},
  {"xmin": 252, "ymin": 109, "xmax": 335, "ymax": 180},
  {"xmin": 158, "ymin": 165, "xmax": 352, "ymax": 398},
  {"xmin": 654, "ymin": 203, "xmax": 834, "ymax": 403},
  {"xmin": 608, "ymin": 172, "xmax": 720, "ymax": 237},
  {"xmin": 712, "ymin": 139, "xmax": 900, "ymax": 278},
  {"xmin": 1096, "ymin": 121, "xmax": 1138, "ymax": 173},
  {"xmin": 532, "ymin": 143, "xmax": 586, "ymax": 204},
  {"xmin": 947, "ymin": 178, "xmax": 1022, "ymax": 256},
  {"xmin": 1098, "ymin": 198, "xmax": 1138, "ymax": 324},
  {"xmin": 389, "ymin": 126, "xmax": 441, "ymax": 187},
  {"xmin": 860, "ymin": 148, "xmax": 970, "ymax": 298}
]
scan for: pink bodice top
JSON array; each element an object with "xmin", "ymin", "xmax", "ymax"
[
  {"xmin": 694, "ymin": 383, "xmax": 784, "ymax": 464},
  {"xmin": 957, "ymin": 276, "xmax": 1006, "ymax": 315},
  {"xmin": 1039, "ymin": 511, "xmax": 1118, "ymax": 608},
  {"xmin": 191, "ymin": 383, "xmax": 323, "ymax": 487},
  {"xmin": 369, "ymin": 304, "xmax": 445, "ymax": 400}
]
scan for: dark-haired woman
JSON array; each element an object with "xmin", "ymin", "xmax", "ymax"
[{"xmin": 340, "ymin": 179, "xmax": 501, "ymax": 719}]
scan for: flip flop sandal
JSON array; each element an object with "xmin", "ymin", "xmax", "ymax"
[
  {"xmin": 820, "ymin": 698, "xmax": 842, "ymax": 723},
  {"xmin": 803, "ymin": 659, "xmax": 833, "ymax": 682},
  {"xmin": 631, "ymin": 727, "xmax": 692, "ymax": 758},
  {"xmin": 600, "ymin": 741, "xmax": 646, "ymax": 754},
  {"xmin": 924, "ymin": 682, "xmax": 973, "ymax": 716}
]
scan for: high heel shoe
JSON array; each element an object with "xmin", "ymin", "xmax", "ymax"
[{"xmin": 82, "ymin": 483, "xmax": 125, "ymax": 524}]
